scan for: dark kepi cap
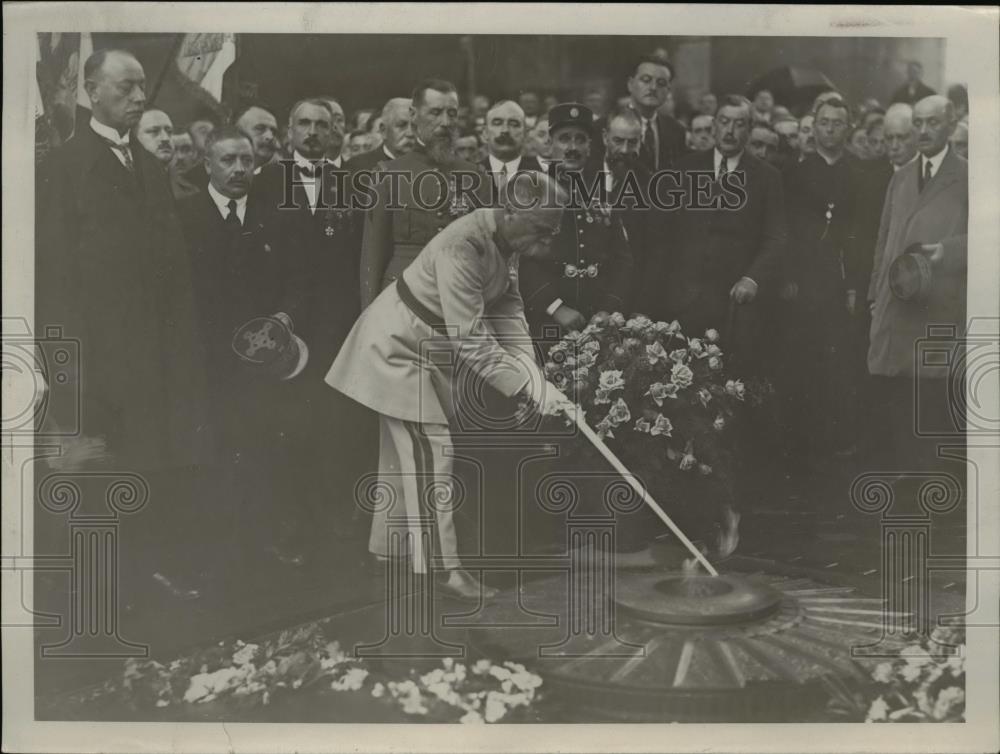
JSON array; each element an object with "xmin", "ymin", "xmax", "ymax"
[
  {"xmin": 232, "ymin": 315, "xmax": 302, "ymax": 379},
  {"xmin": 548, "ymin": 102, "xmax": 596, "ymax": 137}
]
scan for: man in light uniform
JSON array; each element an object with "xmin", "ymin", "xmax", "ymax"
[{"xmin": 326, "ymin": 173, "xmax": 571, "ymax": 600}]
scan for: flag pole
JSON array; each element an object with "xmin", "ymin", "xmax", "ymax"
[{"xmin": 563, "ymin": 404, "xmax": 719, "ymax": 576}]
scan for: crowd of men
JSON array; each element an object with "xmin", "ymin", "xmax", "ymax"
[{"xmin": 35, "ymin": 48, "xmax": 968, "ymax": 599}]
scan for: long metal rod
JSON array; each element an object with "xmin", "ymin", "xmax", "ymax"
[{"xmin": 565, "ymin": 405, "xmax": 719, "ymax": 576}]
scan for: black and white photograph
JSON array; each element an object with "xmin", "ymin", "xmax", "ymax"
[{"xmin": 3, "ymin": 3, "xmax": 998, "ymax": 753}]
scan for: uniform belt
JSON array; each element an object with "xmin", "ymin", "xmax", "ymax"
[{"xmin": 396, "ymin": 277, "xmax": 448, "ymax": 336}]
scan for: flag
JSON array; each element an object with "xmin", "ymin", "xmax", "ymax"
[{"xmin": 175, "ymin": 33, "xmax": 236, "ymax": 102}]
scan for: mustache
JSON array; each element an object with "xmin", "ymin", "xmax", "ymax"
[
  {"xmin": 495, "ymin": 134, "xmax": 516, "ymax": 144},
  {"xmin": 563, "ymin": 150, "xmax": 583, "ymax": 161}
]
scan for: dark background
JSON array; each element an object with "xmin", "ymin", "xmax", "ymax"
[{"xmin": 78, "ymin": 32, "xmax": 945, "ymax": 127}]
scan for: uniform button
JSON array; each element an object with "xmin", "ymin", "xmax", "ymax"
[{"xmin": 579, "ymin": 243, "xmax": 585, "ymax": 249}]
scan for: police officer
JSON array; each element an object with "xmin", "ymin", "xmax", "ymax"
[
  {"xmin": 518, "ymin": 102, "xmax": 633, "ymax": 337},
  {"xmin": 359, "ymin": 78, "xmax": 492, "ymax": 309}
]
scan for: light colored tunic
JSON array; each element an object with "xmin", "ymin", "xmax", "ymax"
[{"xmin": 326, "ymin": 208, "xmax": 541, "ymax": 424}]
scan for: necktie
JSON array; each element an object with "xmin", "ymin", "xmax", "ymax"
[
  {"xmin": 225, "ymin": 199, "xmax": 242, "ymax": 231},
  {"xmin": 104, "ymin": 140, "xmax": 134, "ymax": 173},
  {"xmin": 919, "ymin": 159, "xmax": 933, "ymax": 192},
  {"xmin": 717, "ymin": 156, "xmax": 728, "ymax": 181},
  {"xmin": 641, "ymin": 119, "xmax": 657, "ymax": 170},
  {"xmin": 497, "ymin": 164, "xmax": 508, "ymax": 198}
]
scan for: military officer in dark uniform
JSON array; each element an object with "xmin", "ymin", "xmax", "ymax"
[
  {"xmin": 359, "ymin": 78, "xmax": 493, "ymax": 310},
  {"xmin": 518, "ymin": 103, "xmax": 633, "ymax": 337}
]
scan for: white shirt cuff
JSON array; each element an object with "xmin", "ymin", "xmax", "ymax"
[
  {"xmin": 546, "ymin": 298, "xmax": 565, "ymax": 317},
  {"xmin": 740, "ymin": 276, "xmax": 758, "ymax": 289}
]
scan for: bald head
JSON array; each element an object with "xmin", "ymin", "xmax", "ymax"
[
  {"xmin": 485, "ymin": 100, "xmax": 526, "ymax": 161},
  {"xmin": 84, "ymin": 50, "xmax": 146, "ymax": 133},
  {"xmin": 498, "ymin": 170, "xmax": 569, "ymax": 258},
  {"xmin": 379, "ymin": 97, "xmax": 415, "ymax": 156},
  {"xmin": 884, "ymin": 103, "xmax": 917, "ymax": 167},
  {"xmin": 913, "ymin": 95, "xmax": 956, "ymax": 157}
]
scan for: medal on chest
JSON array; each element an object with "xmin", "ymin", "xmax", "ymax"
[{"xmin": 820, "ymin": 202, "xmax": 835, "ymax": 241}]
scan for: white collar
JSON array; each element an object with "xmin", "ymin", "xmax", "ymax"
[
  {"xmin": 628, "ymin": 103, "xmax": 656, "ymax": 129},
  {"xmin": 90, "ymin": 116, "xmax": 130, "ymax": 146},
  {"xmin": 488, "ymin": 153, "xmax": 521, "ymax": 173},
  {"xmin": 816, "ymin": 148, "xmax": 845, "ymax": 166},
  {"xmin": 207, "ymin": 182, "xmax": 248, "ymax": 217},
  {"xmin": 921, "ymin": 144, "xmax": 949, "ymax": 174},
  {"xmin": 382, "ymin": 145, "xmax": 396, "ymax": 160},
  {"xmin": 714, "ymin": 148, "xmax": 742, "ymax": 171},
  {"xmin": 293, "ymin": 150, "xmax": 326, "ymax": 173}
]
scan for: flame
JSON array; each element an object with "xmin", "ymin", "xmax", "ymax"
[{"xmin": 717, "ymin": 506, "xmax": 741, "ymax": 560}]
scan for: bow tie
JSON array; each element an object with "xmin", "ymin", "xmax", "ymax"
[{"xmin": 296, "ymin": 162, "xmax": 322, "ymax": 178}]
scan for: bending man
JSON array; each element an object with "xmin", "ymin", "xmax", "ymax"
[{"xmin": 326, "ymin": 172, "xmax": 571, "ymax": 600}]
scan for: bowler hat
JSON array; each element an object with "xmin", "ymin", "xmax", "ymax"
[
  {"xmin": 889, "ymin": 243, "xmax": 933, "ymax": 304},
  {"xmin": 547, "ymin": 102, "xmax": 595, "ymax": 137}
]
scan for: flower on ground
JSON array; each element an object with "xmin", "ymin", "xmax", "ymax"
[
  {"xmin": 688, "ymin": 337, "xmax": 705, "ymax": 356},
  {"xmin": 706, "ymin": 344, "xmax": 722, "ymax": 357},
  {"xmin": 669, "ymin": 348, "xmax": 688, "ymax": 364},
  {"xmin": 866, "ymin": 696, "xmax": 889, "ymax": 722},
  {"xmin": 635, "ymin": 418, "xmax": 652, "ymax": 434},
  {"xmin": 932, "ymin": 687, "xmax": 964, "ymax": 720},
  {"xmin": 679, "ymin": 452, "xmax": 697, "ymax": 471},
  {"xmin": 697, "ymin": 388, "xmax": 712, "ymax": 407},
  {"xmin": 705, "ymin": 328, "xmax": 720, "ymax": 342},
  {"xmin": 330, "ymin": 666, "xmax": 368, "ymax": 691},
  {"xmin": 708, "ymin": 356, "xmax": 723, "ymax": 371},
  {"xmin": 609, "ymin": 312, "xmax": 626, "ymax": 327},
  {"xmin": 713, "ymin": 415, "xmax": 726, "ymax": 431}
]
